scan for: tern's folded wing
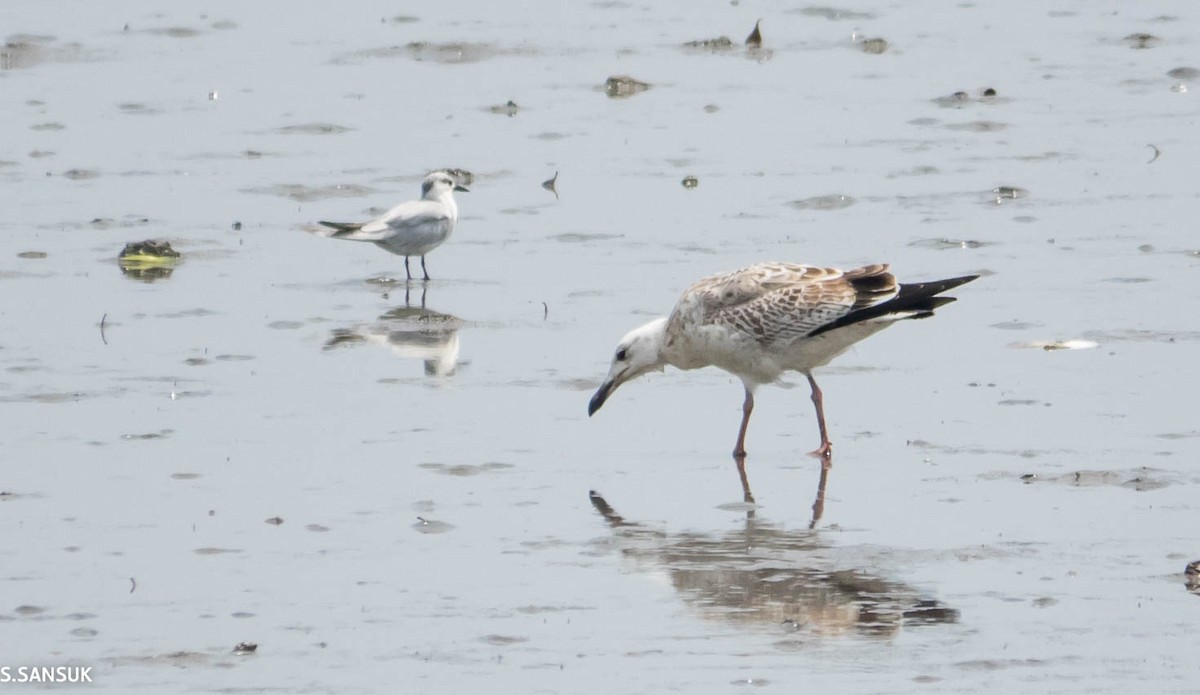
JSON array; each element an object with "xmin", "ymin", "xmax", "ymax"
[{"xmin": 347, "ymin": 200, "xmax": 452, "ymax": 240}]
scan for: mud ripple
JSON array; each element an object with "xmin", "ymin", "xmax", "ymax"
[
  {"xmin": 142, "ymin": 27, "xmax": 202, "ymax": 38},
  {"xmin": 275, "ymin": 123, "xmax": 354, "ymax": 135},
  {"xmin": 946, "ymin": 120, "xmax": 1007, "ymax": 132},
  {"xmin": 117, "ymin": 102, "xmax": 160, "ymax": 116},
  {"xmin": 108, "ymin": 651, "xmax": 212, "ymax": 668},
  {"xmin": 1166, "ymin": 67, "xmax": 1200, "ymax": 81},
  {"xmin": 550, "ymin": 232, "xmax": 623, "ymax": 243},
  {"xmin": 479, "ymin": 634, "xmax": 528, "ymax": 646},
  {"xmin": 682, "ymin": 36, "xmax": 735, "ymax": 52},
  {"xmin": 789, "ymin": 194, "xmax": 856, "ymax": 211},
  {"xmin": 63, "ymin": 169, "xmax": 100, "ymax": 180},
  {"xmin": 791, "ymin": 7, "xmax": 876, "ymax": 20},
  {"xmin": 909, "ymin": 238, "xmax": 991, "ymax": 250},
  {"xmin": 335, "ymin": 42, "xmax": 527, "ymax": 65},
  {"xmin": 1008, "ymin": 468, "xmax": 1179, "ymax": 491},
  {"xmin": 419, "ymin": 462, "xmax": 513, "ymax": 476},
  {"xmin": 241, "ymin": 183, "xmax": 374, "ymax": 201},
  {"xmin": 413, "ymin": 517, "xmax": 455, "ymax": 534},
  {"xmin": 1082, "ymin": 328, "xmax": 1200, "ymax": 343},
  {"xmin": 2, "ymin": 35, "xmax": 91, "ymax": 69}
]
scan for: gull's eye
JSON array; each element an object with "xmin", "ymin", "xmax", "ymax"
[{"xmin": 615, "ymin": 348, "xmax": 628, "ymax": 362}]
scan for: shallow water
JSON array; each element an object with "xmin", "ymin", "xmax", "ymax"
[{"xmin": 2, "ymin": 1, "xmax": 1198, "ymax": 693}]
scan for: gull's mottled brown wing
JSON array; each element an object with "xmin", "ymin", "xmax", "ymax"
[{"xmin": 673, "ymin": 262, "xmax": 899, "ymax": 345}]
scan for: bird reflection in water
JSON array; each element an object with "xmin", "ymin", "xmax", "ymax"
[
  {"xmin": 324, "ymin": 284, "xmax": 461, "ymax": 377},
  {"xmin": 732, "ymin": 449, "xmax": 828, "ymax": 529},
  {"xmin": 589, "ymin": 489, "xmax": 959, "ymax": 637}
]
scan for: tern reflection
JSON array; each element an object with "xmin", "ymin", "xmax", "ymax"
[
  {"xmin": 325, "ymin": 285, "xmax": 461, "ymax": 376},
  {"xmin": 589, "ymin": 490, "xmax": 958, "ymax": 637}
]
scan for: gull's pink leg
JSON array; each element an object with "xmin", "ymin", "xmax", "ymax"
[
  {"xmin": 732, "ymin": 386, "xmax": 756, "ymax": 503},
  {"xmin": 806, "ymin": 373, "xmax": 832, "ymax": 459},
  {"xmin": 735, "ymin": 456, "xmax": 755, "ymax": 504},
  {"xmin": 732, "ymin": 386, "xmax": 754, "ymax": 459}
]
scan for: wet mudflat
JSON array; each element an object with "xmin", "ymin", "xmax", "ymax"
[{"xmin": 2, "ymin": 1, "xmax": 1198, "ymax": 692}]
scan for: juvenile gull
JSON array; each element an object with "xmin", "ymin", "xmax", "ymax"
[
  {"xmin": 589, "ymin": 262, "xmax": 978, "ymax": 460},
  {"xmin": 318, "ymin": 171, "xmax": 468, "ymax": 281}
]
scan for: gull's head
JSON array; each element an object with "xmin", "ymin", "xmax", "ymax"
[
  {"xmin": 588, "ymin": 318, "xmax": 668, "ymax": 416},
  {"xmin": 421, "ymin": 172, "xmax": 469, "ymax": 199}
]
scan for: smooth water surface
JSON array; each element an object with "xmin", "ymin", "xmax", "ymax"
[{"xmin": 2, "ymin": 1, "xmax": 1198, "ymax": 692}]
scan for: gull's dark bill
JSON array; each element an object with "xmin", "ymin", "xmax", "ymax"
[{"xmin": 588, "ymin": 380, "xmax": 614, "ymax": 416}]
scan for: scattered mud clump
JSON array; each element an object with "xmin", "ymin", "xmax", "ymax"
[
  {"xmin": 605, "ymin": 75, "xmax": 651, "ymax": 99},
  {"xmin": 119, "ymin": 239, "xmax": 180, "ymax": 282}
]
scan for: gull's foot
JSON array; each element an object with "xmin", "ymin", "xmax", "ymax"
[
  {"xmin": 807, "ymin": 442, "xmax": 832, "ymax": 460},
  {"xmin": 732, "ymin": 447, "xmax": 747, "ymax": 459}
]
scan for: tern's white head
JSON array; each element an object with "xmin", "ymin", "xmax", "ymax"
[
  {"xmin": 588, "ymin": 317, "xmax": 668, "ymax": 416},
  {"xmin": 420, "ymin": 171, "xmax": 470, "ymax": 200}
]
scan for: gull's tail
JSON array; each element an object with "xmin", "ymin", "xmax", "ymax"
[{"xmin": 812, "ymin": 274, "xmax": 979, "ymax": 336}]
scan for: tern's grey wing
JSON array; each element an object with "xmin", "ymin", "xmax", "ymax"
[
  {"xmin": 330, "ymin": 200, "xmax": 452, "ymax": 241},
  {"xmin": 671, "ymin": 262, "xmax": 898, "ymax": 345}
]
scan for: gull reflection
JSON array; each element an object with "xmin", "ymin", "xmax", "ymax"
[
  {"xmin": 589, "ymin": 490, "xmax": 958, "ymax": 637},
  {"xmin": 324, "ymin": 285, "xmax": 461, "ymax": 376},
  {"xmin": 735, "ymin": 451, "xmax": 829, "ymax": 529}
]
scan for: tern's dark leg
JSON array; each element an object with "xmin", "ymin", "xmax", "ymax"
[
  {"xmin": 733, "ymin": 386, "xmax": 754, "ymax": 459},
  {"xmin": 403, "ymin": 256, "xmax": 412, "ymax": 281},
  {"xmin": 805, "ymin": 373, "xmax": 832, "ymax": 459},
  {"xmin": 420, "ymin": 256, "xmax": 431, "ymax": 281}
]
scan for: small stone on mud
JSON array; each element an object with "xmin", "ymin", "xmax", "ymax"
[
  {"xmin": 1184, "ymin": 561, "xmax": 1200, "ymax": 594},
  {"xmin": 265, "ymin": 516, "xmax": 283, "ymax": 525},
  {"xmin": 790, "ymin": 194, "xmax": 856, "ymax": 211},
  {"xmin": 992, "ymin": 186, "xmax": 1028, "ymax": 203},
  {"xmin": 1124, "ymin": 33, "xmax": 1160, "ymax": 49},
  {"xmin": 605, "ymin": 75, "xmax": 651, "ymax": 99},
  {"xmin": 413, "ymin": 516, "xmax": 456, "ymax": 534},
  {"xmin": 233, "ymin": 642, "xmax": 257, "ymax": 654},
  {"xmin": 993, "ymin": 186, "xmax": 1026, "ymax": 199},
  {"xmin": 437, "ymin": 167, "xmax": 474, "ymax": 188},
  {"xmin": 860, "ymin": 37, "xmax": 889, "ymax": 54},
  {"xmin": 119, "ymin": 239, "xmax": 180, "ymax": 262},
  {"xmin": 63, "ymin": 168, "xmax": 99, "ymax": 180},
  {"xmin": 681, "ymin": 176, "xmax": 698, "ymax": 189},
  {"xmin": 745, "ymin": 20, "xmax": 763, "ymax": 47},
  {"xmin": 490, "ymin": 100, "xmax": 520, "ymax": 116},
  {"xmin": 683, "ymin": 36, "xmax": 734, "ymax": 50}
]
